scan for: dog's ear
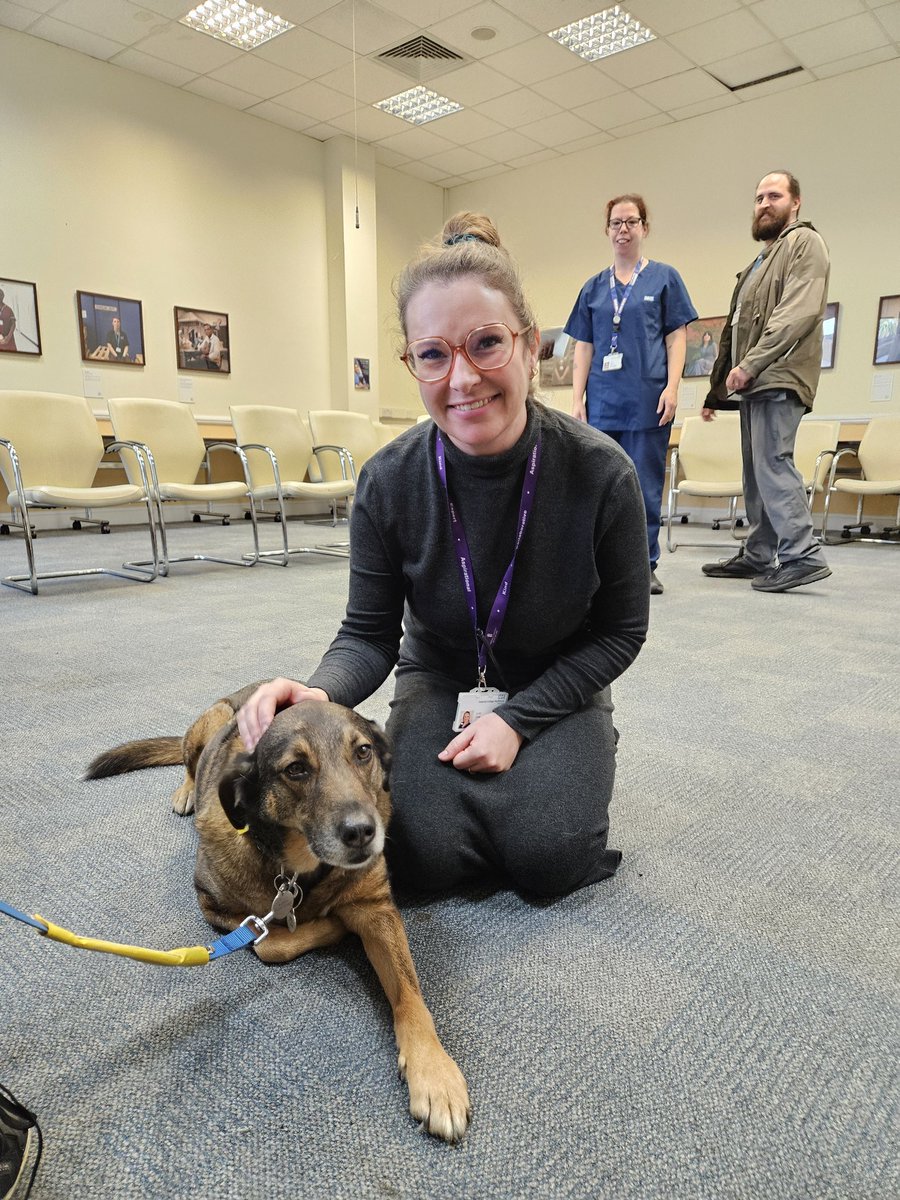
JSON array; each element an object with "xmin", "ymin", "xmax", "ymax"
[
  {"xmin": 218, "ymin": 753, "xmax": 261, "ymax": 830},
  {"xmin": 361, "ymin": 718, "xmax": 392, "ymax": 789}
]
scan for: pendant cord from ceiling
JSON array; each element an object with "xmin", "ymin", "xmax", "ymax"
[{"xmin": 352, "ymin": 0, "xmax": 360, "ymax": 229}]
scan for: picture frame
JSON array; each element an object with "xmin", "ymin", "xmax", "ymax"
[
  {"xmin": 538, "ymin": 326, "xmax": 574, "ymax": 389},
  {"xmin": 174, "ymin": 306, "xmax": 230, "ymax": 374},
  {"xmin": 820, "ymin": 301, "xmax": 839, "ymax": 370},
  {"xmin": 683, "ymin": 316, "xmax": 727, "ymax": 378},
  {"xmin": 873, "ymin": 294, "xmax": 900, "ymax": 365},
  {"xmin": 0, "ymin": 277, "xmax": 42, "ymax": 356},
  {"xmin": 353, "ymin": 357, "xmax": 370, "ymax": 390},
  {"xmin": 77, "ymin": 291, "xmax": 145, "ymax": 365}
]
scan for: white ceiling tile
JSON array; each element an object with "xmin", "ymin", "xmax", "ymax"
[
  {"xmin": 635, "ymin": 67, "xmax": 730, "ymax": 110},
  {"xmin": 133, "ymin": 22, "xmax": 243, "ymax": 72},
  {"xmin": 532, "ymin": 63, "xmax": 624, "ymax": 107},
  {"xmin": 626, "ymin": 0, "xmax": 743, "ymax": 37},
  {"xmin": 129, "ymin": 0, "xmax": 201, "ymax": 16},
  {"xmin": 750, "ymin": 0, "xmax": 866, "ymax": 39},
  {"xmin": 811, "ymin": 44, "xmax": 897, "ymax": 75},
  {"xmin": 110, "ymin": 45, "xmax": 198, "ymax": 85},
  {"xmin": 704, "ymin": 43, "xmax": 802, "ymax": 88},
  {"xmin": 264, "ymin": 0, "xmax": 343, "ymax": 22},
  {"xmin": 49, "ymin": 0, "xmax": 168, "ymax": 44},
  {"xmin": 666, "ymin": 92, "xmax": 741, "ymax": 121},
  {"xmin": 492, "ymin": 0, "xmax": 608, "ymax": 33},
  {"xmin": 595, "ymin": 38, "xmax": 695, "ymax": 86},
  {"xmin": 555, "ymin": 129, "xmax": 614, "ymax": 154},
  {"xmin": 245, "ymin": 99, "xmax": 320, "ymax": 132},
  {"xmin": 467, "ymin": 129, "xmax": 548, "ymax": 161},
  {"xmin": 316, "ymin": 56, "xmax": 419, "ymax": 104},
  {"xmin": 428, "ymin": 107, "xmax": 508, "ymax": 145},
  {"xmin": 328, "ymin": 104, "xmax": 410, "ymax": 140},
  {"xmin": 429, "ymin": 1, "xmax": 536, "ymax": 59},
  {"xmin": 785, "ymin": 12, "xmax": 890, "ymax": 65},
  {"xmin": 422, "ymin": 145, "xmax": 495, "ymax": 174},
  {"xmin": 206, "ymin": 55, "xmax": 305, "ymax": 100},
  {"xmin": 463, "ymin": 162, "xmax": 511, "ymax": 181},
  {"xmin": 505, "ymin": 146, "xmax": 558, "ymax": 169},
  {"xmin": 572, "ymin": 89, "xmax": 661, "ymax": 131},
  {"xmin": 613, "ymin": 111, "xmax": 673, "ymax": 138},
  {"xmin": 373, "ymin": 146, "xmax": 411, "ymax": 168},
  {"xmin": 302, "ymin": 121, "xmax": 345, "ymax": 141},
  {"xmin": 0, "ymin": 1, "xmax": 42, "ymax": 30},
  {"xmin": 395, "ymin": 160, "xmax": 446, "ymax": 183},
  {"xmin": 432, "ymin": 59, "xmax": 519, "ymax": 105},
  {"xmin": 668, "ymin": 9, "xmax": 774, "ymax": 65},
  {"xmin": 3, "ymin": 0, "xmax": 62, "ymax": 12},
  {"xmin": 304, "ymin": 0, "xmax": 419, "ymax": 55},
  {"xmin": 732, "ymin": 67, "xmax": 817, "ymax": 96},
  {"xmin": 28, "ymin": 14, "xmax": 125, "ymax": 59},
  {"xmin": 478, "ymin": 86, "xmax": 562, "ymax": 127},
  {"xmin": 435, "ymin": 173, "xmax": 474, "ymax": 186},
  {"xmin": 374, "ymin": 124, "xmax": 458, "ymax": 158},
  {"xmin": 185, "ymin": 75, "xmax": 260, "ymax": 110},
  {"xmin": 373, "ymin": 0, "xmax": 475, "ymax": 22},
  {"xmin": 480, "ymin": 33, "xmax": 581, "ymax": 84},
  {"xmin": 274, "ymin": 79, "xmax": 355, "ymax": 120},
  {"xmin": 253, "ymin": 25, "xmax": 351, "ymax": 77},
  {"xmin": 874, "ymin": 0, "xmax": 900, "ymax": 36},
  {"xmin": 518, "ymin": 108, "xmax": 602, "ymax": 146}
]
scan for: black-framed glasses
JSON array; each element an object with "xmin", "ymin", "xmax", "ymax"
[
  {"xmin": 401, "ymin": 322, "xmax": 532, "ymax": 383},
  {"xmin": 608, "ymin": 217, "xmax": 643, "ymax": 230}
]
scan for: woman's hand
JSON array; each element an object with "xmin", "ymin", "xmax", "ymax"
[
  {"xmin": 657, "ymin": 384, "xmax": 678, "ymax": 425},
  {"xmin": 438, "ymin": 713, "xmax": 524, "ymax": 774},
  {"xmin": 237, "ymin": 677, "xmax": 328, "ymax": 751}
]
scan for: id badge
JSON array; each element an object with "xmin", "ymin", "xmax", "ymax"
[
  {"xmin": 452, "ymin": 687, "xmax": 509, "ymax": 732},
  {"xmin": 602, "ymin": 352, "xmax": 623, "ymax": 371}
]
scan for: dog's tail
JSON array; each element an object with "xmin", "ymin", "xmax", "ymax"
[{"xmin": 85, "ymin": 737, "xmax": 183, "ymax": 780}]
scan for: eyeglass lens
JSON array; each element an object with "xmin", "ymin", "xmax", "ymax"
[
  {"xmin": 406, "ymin": 324, "xmax": 516, "ymax": 381},
  {"xmin": 608, "ymin": 218, "xmax": 642, "ymax": 230}
]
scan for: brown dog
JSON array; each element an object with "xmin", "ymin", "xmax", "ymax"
[{"xmin": 86, "ymin": 683, "xmax": 471, "ymax": 1142}]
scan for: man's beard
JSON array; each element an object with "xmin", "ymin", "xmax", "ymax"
[{"xmin": 752, "ymin": 210, "xmax": 791, "ymax": 242}]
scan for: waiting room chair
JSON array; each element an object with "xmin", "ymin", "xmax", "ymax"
[
  {"xmin": 107, "ymin": 396, "xmax": 260, "ymax": 574},
  {"xmin": 665, "ymin": 413, "xmax": 744, "ymax": 552},
  {"xmin": 230, "ymin": 405, "xmax": 355, "ymax": 566},
  {"xmin": 821, "ymin": 414, "xmax": 900, "ymax": 544},
  {"xmin": 0, "ymin": 390, "xmax": 159, "ymax": 594},
  {"xmin": 306, "ymin": 410, "xmax": 381, "ymax": 486},
  {"xmin": 792, "ymin": 419, "xmax": 841, "ymax": 525}
]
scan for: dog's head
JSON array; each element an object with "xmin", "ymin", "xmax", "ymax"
[{"xmin": 218, "ymin": 701, "xmax": 392, "ymax": 870}]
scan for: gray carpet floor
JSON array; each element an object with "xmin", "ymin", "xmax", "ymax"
[{"xmin": 1, "ymin": 513, "xmax": 897, "ymax": 1199}]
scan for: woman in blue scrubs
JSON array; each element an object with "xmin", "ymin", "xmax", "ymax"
[{"xmin": 565, "ymin": 194, "xmax": 697, "ymax": 594}]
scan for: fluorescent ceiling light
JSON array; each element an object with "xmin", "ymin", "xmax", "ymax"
[
  {"xmin": 374, "ymin": 85, "xmax": 462, "ymax": 125},
  {"xmin": 548, "ymin": 5, "xmax": 655, "ymax": 62},
  {"xmin": 181, "ymin": 1, "xmax": 294, "ymax": 51}
]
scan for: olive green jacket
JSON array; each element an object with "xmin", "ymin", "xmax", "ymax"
[{"xmin": 706, "ymin": 220, "xmax": 830, "ymax": 409}]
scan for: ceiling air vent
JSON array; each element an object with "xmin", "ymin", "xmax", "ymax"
[{"xmin": 376, "ymin": 36, "xmax": 470, "ymax": 82}]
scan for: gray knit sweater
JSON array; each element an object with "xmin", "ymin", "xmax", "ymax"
[{"xmin": 307, "ymin": 400, "xmax": 650, "ymax": 742}]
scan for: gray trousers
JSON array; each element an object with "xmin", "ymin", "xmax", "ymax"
[
  {"xmin": 383, "ymin": 669, "xmax": 621, "ymax": 898},
  {"xmin": 739, "ymin": 389, "xmax": 828, "ymax": 570}
]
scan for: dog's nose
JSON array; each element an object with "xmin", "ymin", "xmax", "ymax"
[{"xmin": 338, "ymin": 814, "xmax": 376, "ymax": 849}]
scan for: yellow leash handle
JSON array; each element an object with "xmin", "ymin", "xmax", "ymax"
[{"xmin": 35, "ymin": 915, "xmax": 211, "ymax": 967}]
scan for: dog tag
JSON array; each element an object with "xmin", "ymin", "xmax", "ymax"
[
  {"xmin": 286, "ymin": 911, "xmax": 297, "ymax": 933},
  {"xmin": 271, "ymin": 887, "xmax": 295, "ymax": 921}
]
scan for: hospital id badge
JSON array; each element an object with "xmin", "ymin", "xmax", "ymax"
[
  {"xmin": 452, "ymin": 687, "xmax": 509, "ymax": 732},
  {"xmin": 602, "ymin": 352, "xmax": 623, "ymax": 371}
]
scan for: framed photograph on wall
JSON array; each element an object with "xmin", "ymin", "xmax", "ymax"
[
  {"xmin": 873, "ymin": 294, "xmax": 900, "ymax": 365},
  {"xmin": 353, "ymin": 357, "xmax": 370, "ymax": 390},
  {"xmin": 683, "ymin": 316, "xmax": 726, "ymax": 378},
  {"xmin": 821, "ymin": 301, "xmax": 839, "ymax": 370},
  {"xmin": 538, "ymin": 326, "xmax": 574, "ymax": 389},
  {"xmin": 77, "ymin": 291, "xmax": 145, "ymax": 365},
  {"xmin": 0, "ymin": 277, "xmax": 42, "ymax": 356},
  {"xmin": 174, "ymin": 307, "xmax": 230, "ymax": 373}
]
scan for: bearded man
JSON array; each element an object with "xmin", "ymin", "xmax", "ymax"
[{"xmin": 701, "ymin": 171, "xmax": 831, "ymax": 593}]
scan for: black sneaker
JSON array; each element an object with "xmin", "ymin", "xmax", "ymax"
[
  {"xmin": 650, "ymin": 571, "xmax": 664, "ymax": 595},
  {"xmin": 701, "ymin": 551, "xmax": 763, "ymax": 579},
  {"xmin": 0, "ymin": 1084, "xmax": 41, "ymax": 1200},
  {"xmin": 751, "ymin": 561, "xmax": 832, "ymax": 592}
]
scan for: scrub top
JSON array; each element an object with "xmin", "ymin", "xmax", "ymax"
[{"xmin": 565, "ymin": 260, "xmax": 697, "ymax": 431}]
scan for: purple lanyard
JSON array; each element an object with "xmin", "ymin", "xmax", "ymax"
[
  {"xmin": 434, "ymin": 430, "xmax": 542, "ymax": 684},
  {"xmin": 608, "ymin": 259, "xmax": 644, "ymax": 353}
]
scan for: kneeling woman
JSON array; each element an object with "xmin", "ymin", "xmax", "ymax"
[{"xmin": 238, "ymin": 213, "xmax": 650, "ymax": 898}]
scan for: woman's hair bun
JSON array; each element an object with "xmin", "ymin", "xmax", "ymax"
[{"xmin": 441, "ymin": 212, "xmax": 502, "ymax": 249}]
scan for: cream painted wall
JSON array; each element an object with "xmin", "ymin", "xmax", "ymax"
[
  {"xmin": 0, "ymin": 27, "xmax": 330, "ymax": 420},
  {"xmin": 374, "ymin": 164, "xmax": 445, "ymax": 421},
  {"xmin": 448, "ymin": 58, "xmax": 900, "ymax": 421}
]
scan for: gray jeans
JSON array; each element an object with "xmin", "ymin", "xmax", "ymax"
[{"xmin": 739, "ymin": 389, "xmax": 828, "ymax": 570}]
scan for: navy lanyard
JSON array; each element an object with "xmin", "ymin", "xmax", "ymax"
[
  {"xmin": 434, "ymin": 430, "xmax": 541, "ymax": 684},
  {"xmin": 608, "ymin": 259, "xmax": 645, "ymax": 354}
]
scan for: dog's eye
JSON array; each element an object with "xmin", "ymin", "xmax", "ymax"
[
  {"xmin": 284, "ymin": 761, "xmax": 310, "ymax": 779},
  {"xmin": 355, "ymin": 743, "xmax": 373, "ymax": 763}
]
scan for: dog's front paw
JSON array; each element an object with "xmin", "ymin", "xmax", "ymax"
[
  {"xmin": 400, "ymin": 1042, "xmax": 471, "ymax": 1143},
  {"xmin": 171, "ymin": 782, "xmax": 194, "ymax": 815}
]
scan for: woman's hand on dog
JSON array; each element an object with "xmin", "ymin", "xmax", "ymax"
[
  {"xmin": 438, "ymin": 712, "xmax": 523, "ymax": 774},
  {"xmin": 237, "ymin": 677, "xmax": 329, "ymax": 751}
]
